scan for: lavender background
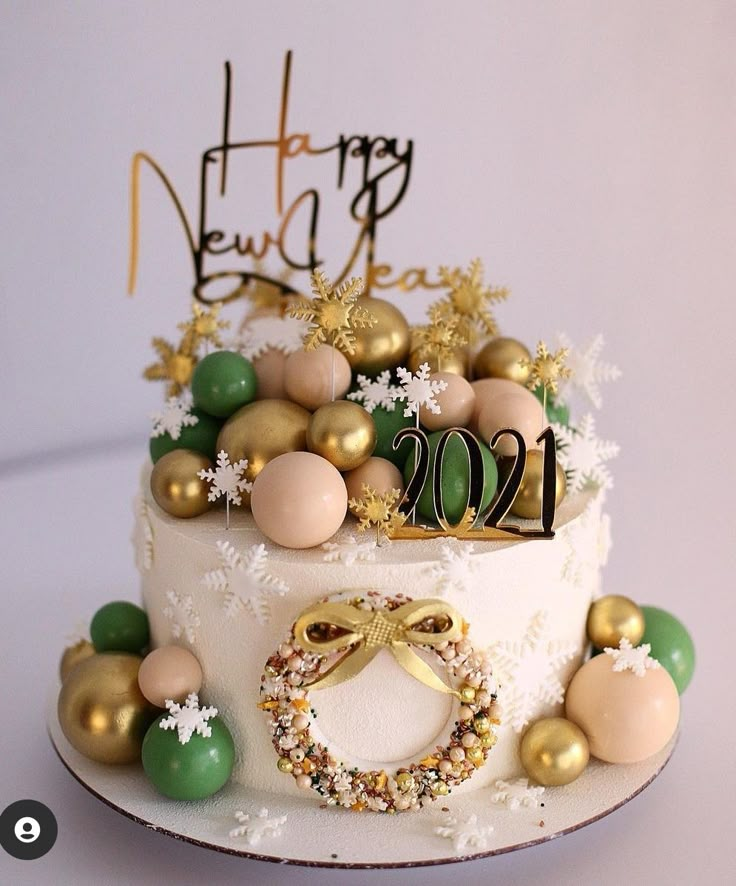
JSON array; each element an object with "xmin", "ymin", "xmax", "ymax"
[{"xmin": 1, "ymin": 1, "xmax": 734, "ymax": 883}]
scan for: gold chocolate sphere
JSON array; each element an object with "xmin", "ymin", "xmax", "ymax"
[
  {"xmin": 58, "ymin": 653, "xmax": 157, "ymax": 764},
  {"xmin": 520, "ymin": 717, "xmax": 590, "ymax": 786},
  {"xmin": 345, "ymin": 298, "xmax": 411, "ymax": 375},
  {"xmin": 150, "ymin": 449, "xmax": 212, "ymax": 518},
  {"xmin": 473, "ymin": 337, "xmax": 531, "ymax": 385},
  {"xmin": 586, "ymin": 595, "xmax": 645, "ymax": 649},
  {"xmin": 217, "ymin": 399, "xmax": 310, "ymax": 505},
  {"xmin": 503, "ymin": 449, "xmax": 566, "ymax": 519},
  {"xmin": 59, "ymin": 639, "xmax": 95, "ymax": 682},
  {"xmin": 408, "ymin": 345, "xmax": 469, "ymax": 378},
  {"xmin": 307, "ymin": 400, "xmax": 377, "ymax": 471}
]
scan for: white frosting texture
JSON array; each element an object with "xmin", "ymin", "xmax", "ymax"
[{"xmin": 138, "ymin": 470, "xmax": 608, "ymax": 798}]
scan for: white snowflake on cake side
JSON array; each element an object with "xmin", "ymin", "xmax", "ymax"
[
  {"xmin": 321, "ymin": 535, "xmax": 377, "ymax": 566},
  {"xmin": 150, "ymin": 395, "xmax": 199, "ymax": 440},
  {"xmin": 604, "ymin": 638, "xmax": 660, "ymax": 677},
  {"xmin": 232, "ymin": 314, "xmax": 307, "ymax": 359},
  {"xmin": 434, "ymin": 813, "xmax": 493, "ymax": 853},
  {"xmin": 160, "ymin": 693, "xmax": 218, "ymax": 744},
  {"xmin": 556, "ymin": 332, "xmax": 621, "ymax": 409},
  {"xmin": 553, "ymin": 414, "xmax": 620, "ymax": 493},
  {"xmin": 132, "ymin": 493, "xmax": 154, "ymax": 572},
  {"xmin": 202, "ymin": 541, "xmax": 288, "ymax": 623},
  {"xmin": 163, "ymin": 590, "xmax": 200, "ymax": 644},
  {"xmin": 491, "ymin": 778, "xmax": 545, "ymax": 811},
  {"xmin": 229, "ymin": 808, "xmax": 287, "ymax": 846},
  {"xmin": 348, "ymin": 370, "xmax": 400, "ymax": 413},
  {"xmin": 489, "ymin": 611, "xmax": 577, "ymax": 732},
  {"xmin": 392, "ymin": 362, "xmax": 448, "ymax": 417},
  {"xmin": 426, "ymin": 542, "xmax": 478, "ymax": 595}
]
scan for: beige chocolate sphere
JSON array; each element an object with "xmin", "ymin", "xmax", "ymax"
[
  {"xmin": 469, "ymin": 378, "xmax": 525, "ymax": 434},
  {"xmin": 284, "ymin": 345, "xmax": 352, "ymax": 410},
  {"xmin": 253, "ymin": 348, "xmax": 289, "ymax": 400},
  {"xmin": 344, "ymin": 456, "xmax": 405, "ymax": 501},
  {"xmin": 478, "ymin": 390, "xmax": 545, "ymax": 457},
  {"xmin": 138, "ymin": 646, "xmax": 203, "ymax": 707},
  {"xmin": 419, "ymin": 372, "xmax": 476, "ymax": 431}
]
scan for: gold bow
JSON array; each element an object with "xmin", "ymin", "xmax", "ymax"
[{"xmin": 293, "ymin": 598, "xmax": 465, "ymax": 698}]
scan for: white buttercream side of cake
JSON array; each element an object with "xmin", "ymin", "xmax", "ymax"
[{"xmin": 137, "ymin": 467, "xmax": 608, "ymax": 797}]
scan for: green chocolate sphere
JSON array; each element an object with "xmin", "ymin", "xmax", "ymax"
[
  {"xmin": 90, "ymin": 601, "xmax": 150, "ymax": 655},
  {"xmin": 149, "ymin": 408, "xmax": 223, "ymax": 464},
  {"xmin": 370, "ymin": 404, "xmax": 415, "ymax": 467},
  {"xmin": 142, "ymin": 714, "xmax": 235, "ymax": 800},
  {"xmin": 403, "ymin": 430, "xmax": 498, "ymax": 525},
  {"xmin": 641, "ymin": 606, "xmax": 695, "ymax": 694},
  {"xmin": 191, "ymin": 351, "xmax": 257, "ymax": 418}
]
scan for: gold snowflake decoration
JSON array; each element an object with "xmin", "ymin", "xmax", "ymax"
[
  {"xmin": 143, "ymin": 327, "xmax": 199, "ymax": 398},
  {"xmin": 411, "ymin": 304, "xmax": 469, "ymax": 367},
  {"xmin": 178, "ymin": 301, "xmax": 230, "ymax": 349},
  {"xmin": 432, "ymin": 258, "xmax": 509, "ymax": 342},
  {"xmin": 288, "ymin": 269, "xmax": 376, "ymax": 354},
  {"xmin": 348, "ymin": 484, "xmax": 407, "ymax": 542},
  {"xmin": 521, "ymin": 340, "xmax": 572, "ymax": 395}
]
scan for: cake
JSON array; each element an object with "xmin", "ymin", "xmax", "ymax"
[{"xmin": 54, "ymin": 53, "xmax": 692, "ymax": 852}]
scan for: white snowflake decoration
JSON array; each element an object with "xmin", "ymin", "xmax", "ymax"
[
  {"xmin": 321, "ymin": 535, "xmax": 377, "ymax": 566},
  {"xmin": 233, "ymin": 314, "xmax": 307, "ymax": 360},
  {"xmin": 159, "ymin": 693, "xmax": 218, "ymax": 744},
  {"xmin": 132, "ymin": 494, "xmax": 154, "ymax": 572},
  {"xmin": 202, "ymin": 541, "xmax": 288, "ymax": 623},
  {"xmin": 553, "ymin": 414, "xmax": 620, "ymax": 493},
  {"xmin": 426, "ymin": 542, "xmax": 478, "ymax": 595},
  {"xmin": 198, "ymin": 449, "xmax": 252, "ymax": 506},
  {"xmin": 434, "ymin": 813, "xmax": 493, "ymax": 853},
  {"xmin": 490, "ymin": 611, "xmax": 577, "ymax": 732},
  {"xmin": 229, "ymin": 808, "xmax": 287, "ymax": 846},
  {"xmin": 392, "ymin": 362, "xmax": 448, "ymax": 417},
  {"xmin": 347, "ymin": 370, "xmax": 400, "ymax": 413},
  {"xmin": 604, "ymin": 638, "xmax": 661, "ymax": 677},
  {"xmin": 163, "ymin": 590, "xmax": 200, "ymax": 644},
  {"xmin": 556, "ymin": 332, "xmax": 621, "ymax": 409},
  {"xmin": 150, "ymin": 395, "xmax": 199, "ymax": 441},
  {"xmin": 491, "ymin": 778, "xmax": 545, "ymax": 811}
]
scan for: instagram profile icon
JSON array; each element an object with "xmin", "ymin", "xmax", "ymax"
[{"xmin": 0, "ymin": 800, "xmax": 57, "ymax": 860}]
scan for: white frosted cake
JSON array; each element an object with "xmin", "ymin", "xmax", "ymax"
[{"xmin": 137, "ymin": 470, "xmax": 609, "ymax": 797}]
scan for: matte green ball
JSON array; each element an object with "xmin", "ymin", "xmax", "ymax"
[
  {"xmin": 90, "ymin": 601, "xmax": 150, "ymax": 654},
  {"xmin": 370, "ymin": 404, "xmax": 415, "ymax": 467},
  {"xmin": 191, "ymin": 351, "xmax": 257, "ymax": 418},
  {"xmin": 149, "ymin": 408, "xmax": 223, "ymax": 464},
  {"xmin": 533, "ymin": 384, "xmax": 570, "ymax": 426},
  {"xmin": 142, "ymin": 714, "xmax": 235, "ymax": 800},
  {"xmin": 403, "ymin": 431, "xmax": 498, "ymax": 524},
  {"xmin": 641, "ymin": 606, "xmax": 695, "ymax": 694}
]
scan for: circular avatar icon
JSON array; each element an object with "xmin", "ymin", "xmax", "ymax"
[{"xmin": 0, "ymin": 800, "xmax": 57, "ymax": 860}]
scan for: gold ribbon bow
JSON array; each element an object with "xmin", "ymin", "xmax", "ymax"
[{"xmin": 293, "ymin": 598, "xmax": 465, "ymax": 698}]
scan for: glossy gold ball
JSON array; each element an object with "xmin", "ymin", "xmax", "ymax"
[
  {"xmin": 506, "ymin": 449, "xmax": 566, "ymax": 519},
  {"xmin": 586, "ymin": 595, "xmax": 645, "ymax": 649},
  {"xmin": 58, "ymin": 653, "xmax": 157, "ymax": 764},
  {"xmin": 307, "ymin": 400, "xmax": 376, "ymax": 471},
  {"xmin": 473, "ymin": 337, "xmax": 531, "ymax": 384},
  {"xmin": 345, "ymin": 298, "xmax": 411, "ymax": 375},
  {"xmin": 277, "ymin": 757, "xmax": 294, "ymax": 773},
  {"xmin": 150, "ymin": 449, "xmax": 212, "ymax": 518},
  {"xmin": 408, "ymin": 346, "xmax": 469, "ymax": 378},
  {"xmin": 217, "ymin": 399, "xmax": 310, "ymax": 506},
  {"xmin": 520, "ymin": 717, "xmax": 590, "ymax": 786},
  {"xmin": 59, "ymin": 639, "xmax": 95, "ymax": 682}
]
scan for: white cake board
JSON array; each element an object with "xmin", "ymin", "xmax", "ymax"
[{"xmin": 48, "ymin": 696, "xmax": 676, "ymax": 868}]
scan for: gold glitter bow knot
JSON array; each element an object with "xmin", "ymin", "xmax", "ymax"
[{"xmin": 293, "ymin": 599, "xmax": 465, "ymax": 698}]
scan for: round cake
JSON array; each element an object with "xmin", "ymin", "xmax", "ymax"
[{"xmin": 136, "ymin": 469, "xmax": 609, "ymax": 796}]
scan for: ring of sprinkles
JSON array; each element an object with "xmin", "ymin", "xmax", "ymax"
[{"xmin": 258, "ymin": 591, "xmax": 500, "ymax": 813}]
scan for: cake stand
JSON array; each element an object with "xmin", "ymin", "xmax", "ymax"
[{"xmin": 47, "ymin": 695, "xmax": 676, "ymax": 869}]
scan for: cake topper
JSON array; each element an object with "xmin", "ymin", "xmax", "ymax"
[{"xmin": 128, "ymin": 51, "xmax": 443, "ymax": 304}]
